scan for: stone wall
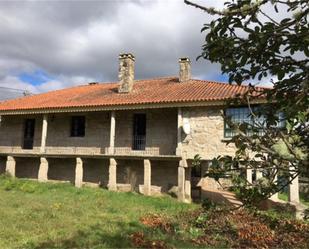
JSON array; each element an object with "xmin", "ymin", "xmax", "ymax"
[
  {"xmin": 0, "ymin": 115, "xmax": 42, "ymax": 152},
  {"xmin": 151, "ymin": 160, "xmax": 178, "ymax": 192},
  {"xmin": 83, "ymin": 158, "xmax": 109, "ymax": 187},
  {"xmin": 114, "ymin": 159, "xmax": 178, "ymax": 194},
  {"xmin": 0, "ymin": 109, "xmax": 178, "ymax": 156},
  {"xmin": 46, "ymin": 112, "xmax": 110, "ymax": 154},
  {"xmin": 115, "ymin": 109, "xmax": 177, "ymax": 155},
  {"xmin": 116, "ymin": 159, "xmax": 144, "ymax": 192},
  {"xmin": 15, "ymin": 157, "xmax": 40, "ymax": 179},
  {"xmin": 0, "ymin": 156, "xmax": 183, "ymax": 195},
  {"xmin": 0, "ymin": 107, "xmax": 238, "ymax": 159},
  {"xmin": 182, "ymin": 106, "xmax": 235, "ymax": 160},
  {"xmin": 0, "ymin": 105, "xmax": 241, "ymax": 199},
  {"xmin": 48, "ymin": 158, "xmax": 76, "ymax": 184}
]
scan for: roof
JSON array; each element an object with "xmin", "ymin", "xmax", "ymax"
[{"xmin": 0, "ymin": 77, "xmax": 264, "ymax": 113}]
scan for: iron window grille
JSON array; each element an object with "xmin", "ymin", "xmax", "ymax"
[
  {"xmin": 70, "ymin": 116, "xmax": 85, "ymax": 137},
  {"xmin": 224, "ymin": 107, "xmax": 284, "ymax": 138}
]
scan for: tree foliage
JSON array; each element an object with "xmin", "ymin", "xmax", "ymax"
[{"xmin": 185, "ymin": 0, "xmax": 308, "ymax": 204}]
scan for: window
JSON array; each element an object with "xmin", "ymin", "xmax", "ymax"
[
  {"xmin": 224, "ymin": 106, "xmax": 284, "ymax": 138},
  {"xmin": 225, "ymin": 107, "xmax": 253, "ymax": 138},
  {"xmin": 70, "ymin": 116, "xmax": 85, "ymax": 137},
  {"xmin": 132, "ymin": 113, "xmax": 146, "ymax": 150},
  {"xmin": 23, "ymin": 119, "xmax": 35, "ymax": 149}
]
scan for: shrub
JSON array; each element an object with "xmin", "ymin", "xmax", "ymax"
[
  {"xmin": 3, "ymin": 179, "xmax": 17, "ymax": 191},
  {"xmin": 19, "ymin": 182, "xmax": 37, "ymax": 193},
  {"xmin": 0, "ymin": 175, "xmax": 38, "ymax": 193},
  {"xmin": 201, "ymin": 198, "xmax": 216, "ymax": 210}
]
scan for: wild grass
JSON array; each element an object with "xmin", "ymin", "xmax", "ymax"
[
  {"xmin": 0, "ymin": 175, "xmax": 198, "ymax": 249},
  {"xmin": 1, "ymin": 175, "xmax": 307, "ymax": 249},
  {"xmin": 278, "ymin": 191, "xmax": 309, "ymax": 206}
]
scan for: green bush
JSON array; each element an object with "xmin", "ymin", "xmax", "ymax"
[
  {"xmin": 0, "ymin": 175, "xmax": 37, "ymax": 193},
  {"xmin": 201, "ymin": 198, "xmax": 216, "ymax": 210},
  {"xmin": 3, "ymin": 179, "xmax": 17, "ymax": 191},
  {"xmin": 19, "ymin": 182, "xmax": 37, "ymax": 193}
]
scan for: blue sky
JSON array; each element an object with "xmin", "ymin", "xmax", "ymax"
[
  {"xmin": 17, "ymin": 68, "xmax": 228, "ymax": 89},
  {"xmin": 18, "ymin": 70, "xmax": 54, "ymax": 86}
]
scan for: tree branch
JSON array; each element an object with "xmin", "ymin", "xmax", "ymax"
[{"xmin": 184, "ymin": 0, "xmax": 209, "ymax": 12}]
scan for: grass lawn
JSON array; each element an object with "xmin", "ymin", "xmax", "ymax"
[
  {"xmin": 0, "ymin": 176, "xmax": 198, "ymax": 249},
  {"xmin": 278, "ymin": 192, "xmax": 309, "ymax": 206},
  {"xmin": 1, "ymin": 176, "xmax": 308, "ymax": 249}
]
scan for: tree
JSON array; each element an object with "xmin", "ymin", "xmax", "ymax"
[{"xmin": 185, "ymin": 0, "xmax": 308, "ymax": 205}]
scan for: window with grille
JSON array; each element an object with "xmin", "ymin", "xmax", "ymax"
[
  {"xmin": 224, "ymin": 107, "xmax": 284, "ymax": 138},
  {"xmin": 23, "ymin": 118, "xmax": 35, "ymax": 149},
  {"xmin": 70, "ymin": 116, "xmax": 85, "ymax": 137},
  {"xmin": 132, "ymin": 113, "xmax": 146, "ymax": 150}
]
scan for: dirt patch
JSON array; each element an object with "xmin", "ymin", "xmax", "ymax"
[
  {"xmin": 140, "ymin": 214, "xmax": 173, "ymax": 233},
  {"xmin": 130, "ymin": 232, "xmax": 169, "ymax": 249},
  {"xmin": 192, "ymin": 208, "xmax": 309, "ymax": 248},
  {"xmin": 136, "ymin": 208, "xmax": 309, "ymax": 249}
]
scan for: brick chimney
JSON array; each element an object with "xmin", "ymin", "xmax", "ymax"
[
  {"xmin": 118, "ymin": 53, "xmax": 135, "ymax": 93},
  {"xmin": 179, "ymin": 57, "xmax": 191, "ymax": 82}
]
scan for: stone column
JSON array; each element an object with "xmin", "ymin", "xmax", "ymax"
[
  {"xmin": 40, "ymin": 114, "xmax": 48, "ymax": 153},
  {"xmin": 176, "ymin": 107, "xmax": 182, "ymax": 156},
  {"xmin": 6, "ymin": 156, "xmax": 15, "ymax": 177},
  {"xmin": 38, "ymin": 157, "xmax": 48, "ymax": 182},
  {"xmin": 108, "ymin": 158, "xmax": 117, "ymax": 191},
  {"xmin": 288, "ymin": 167, "xmax": 300, "ymax": 204},
  {"xmin": 246, "ymin": 168, "xmax": 253, "ymax": 184},
  {"xmin": 256, "ymin": 170, "xmax": 263, "ymax": 180},
  {"xmin": 178, "ymin": 166, "xmax": 185, "ymax": 201},
  {"xmin": 75, "ymin": 157, "xmax": 83, "ymax": 188},
  {"xmin": 108, "ymin": 111, "xmax": 116, "ymax": 154},
  {"xmin": 143, "ymin": 159, "xmax": 151, "ymax": 196},
  {"xmin": 185, "ymin": 166, "xmax": 192, "ymax": 202},
  {"xmin": 269, "ymin": 170, "xmax": 279, "ymax": 201},
  {"xmin": 178, "ymin": 158, "xmax": 190, "ymax": 202}
]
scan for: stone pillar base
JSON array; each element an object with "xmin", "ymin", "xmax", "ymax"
[
  {"xmin": 178, "ymin": 158, "xmax": 191, "ymax": 203},
  {"xmin": 75, "ymin": 157, "xmax": 83, "ymax": 188},
  {"xmin": 38, "ymin": 157, "xmax": 48, "ymax": 182},
  {"xmin": 269, "ymin": 169, "xmax": 278, "ymax": 200},
  {"xmin": 108, "ymin": 158, "xmax": 117, "ymax": 191},
  {"xmin": 143, "ymin": 159, "xmax": 151, "ymax": 196},
  {"xmin": 288, "ymin": 171, "xmax": 300, "ymax": 204},
  {"xmin": 256, "ymin": 170, "xmax": 263, "ymax": 180},
  {"xmin": 178, "ymin": 166, "xmax": 185, "ymax": 201},
  {"xmin": 6, "ymin": 156, "xmax": 16, "ymax": 177},
  {"xmin": 185, "ymin": 167, "xmax": 191, "ymax": 203},
  {"xmin": 246, "ymin": 168, "xmax": 252, "ymax": 184}
]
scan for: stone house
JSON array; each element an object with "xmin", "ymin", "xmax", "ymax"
[{"xmin": 1, "ymin": 53, "xmax": 299, "ymax": 203}]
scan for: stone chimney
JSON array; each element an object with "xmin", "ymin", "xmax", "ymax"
[
  {"xmin": 118, "ymin": 53, "xmax": 135, "ymax": 93},
  {"xmin": 179, "ymin": 57, "xmax": 191, "ymax": 82}
]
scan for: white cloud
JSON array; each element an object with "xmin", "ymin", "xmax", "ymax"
[
  {"xmin": 0, "ymin": 75, "xmax": 37, "ymax": 93},
  {"xmin": 0, "ymin": 0, "xmax": 293, "ymax": 93},
  {"xmin": 0, "ymin": 0, "xmax": 227, "ymax": 93}
]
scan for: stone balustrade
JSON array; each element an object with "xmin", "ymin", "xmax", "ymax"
[{"xmin": 0, "ymin": 146, "xmax": 163, "ymax": 156}]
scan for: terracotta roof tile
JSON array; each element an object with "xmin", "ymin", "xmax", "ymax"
[{"xmin": 0, "ymin": 77, "xmax": 264, "ymax": 112}]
